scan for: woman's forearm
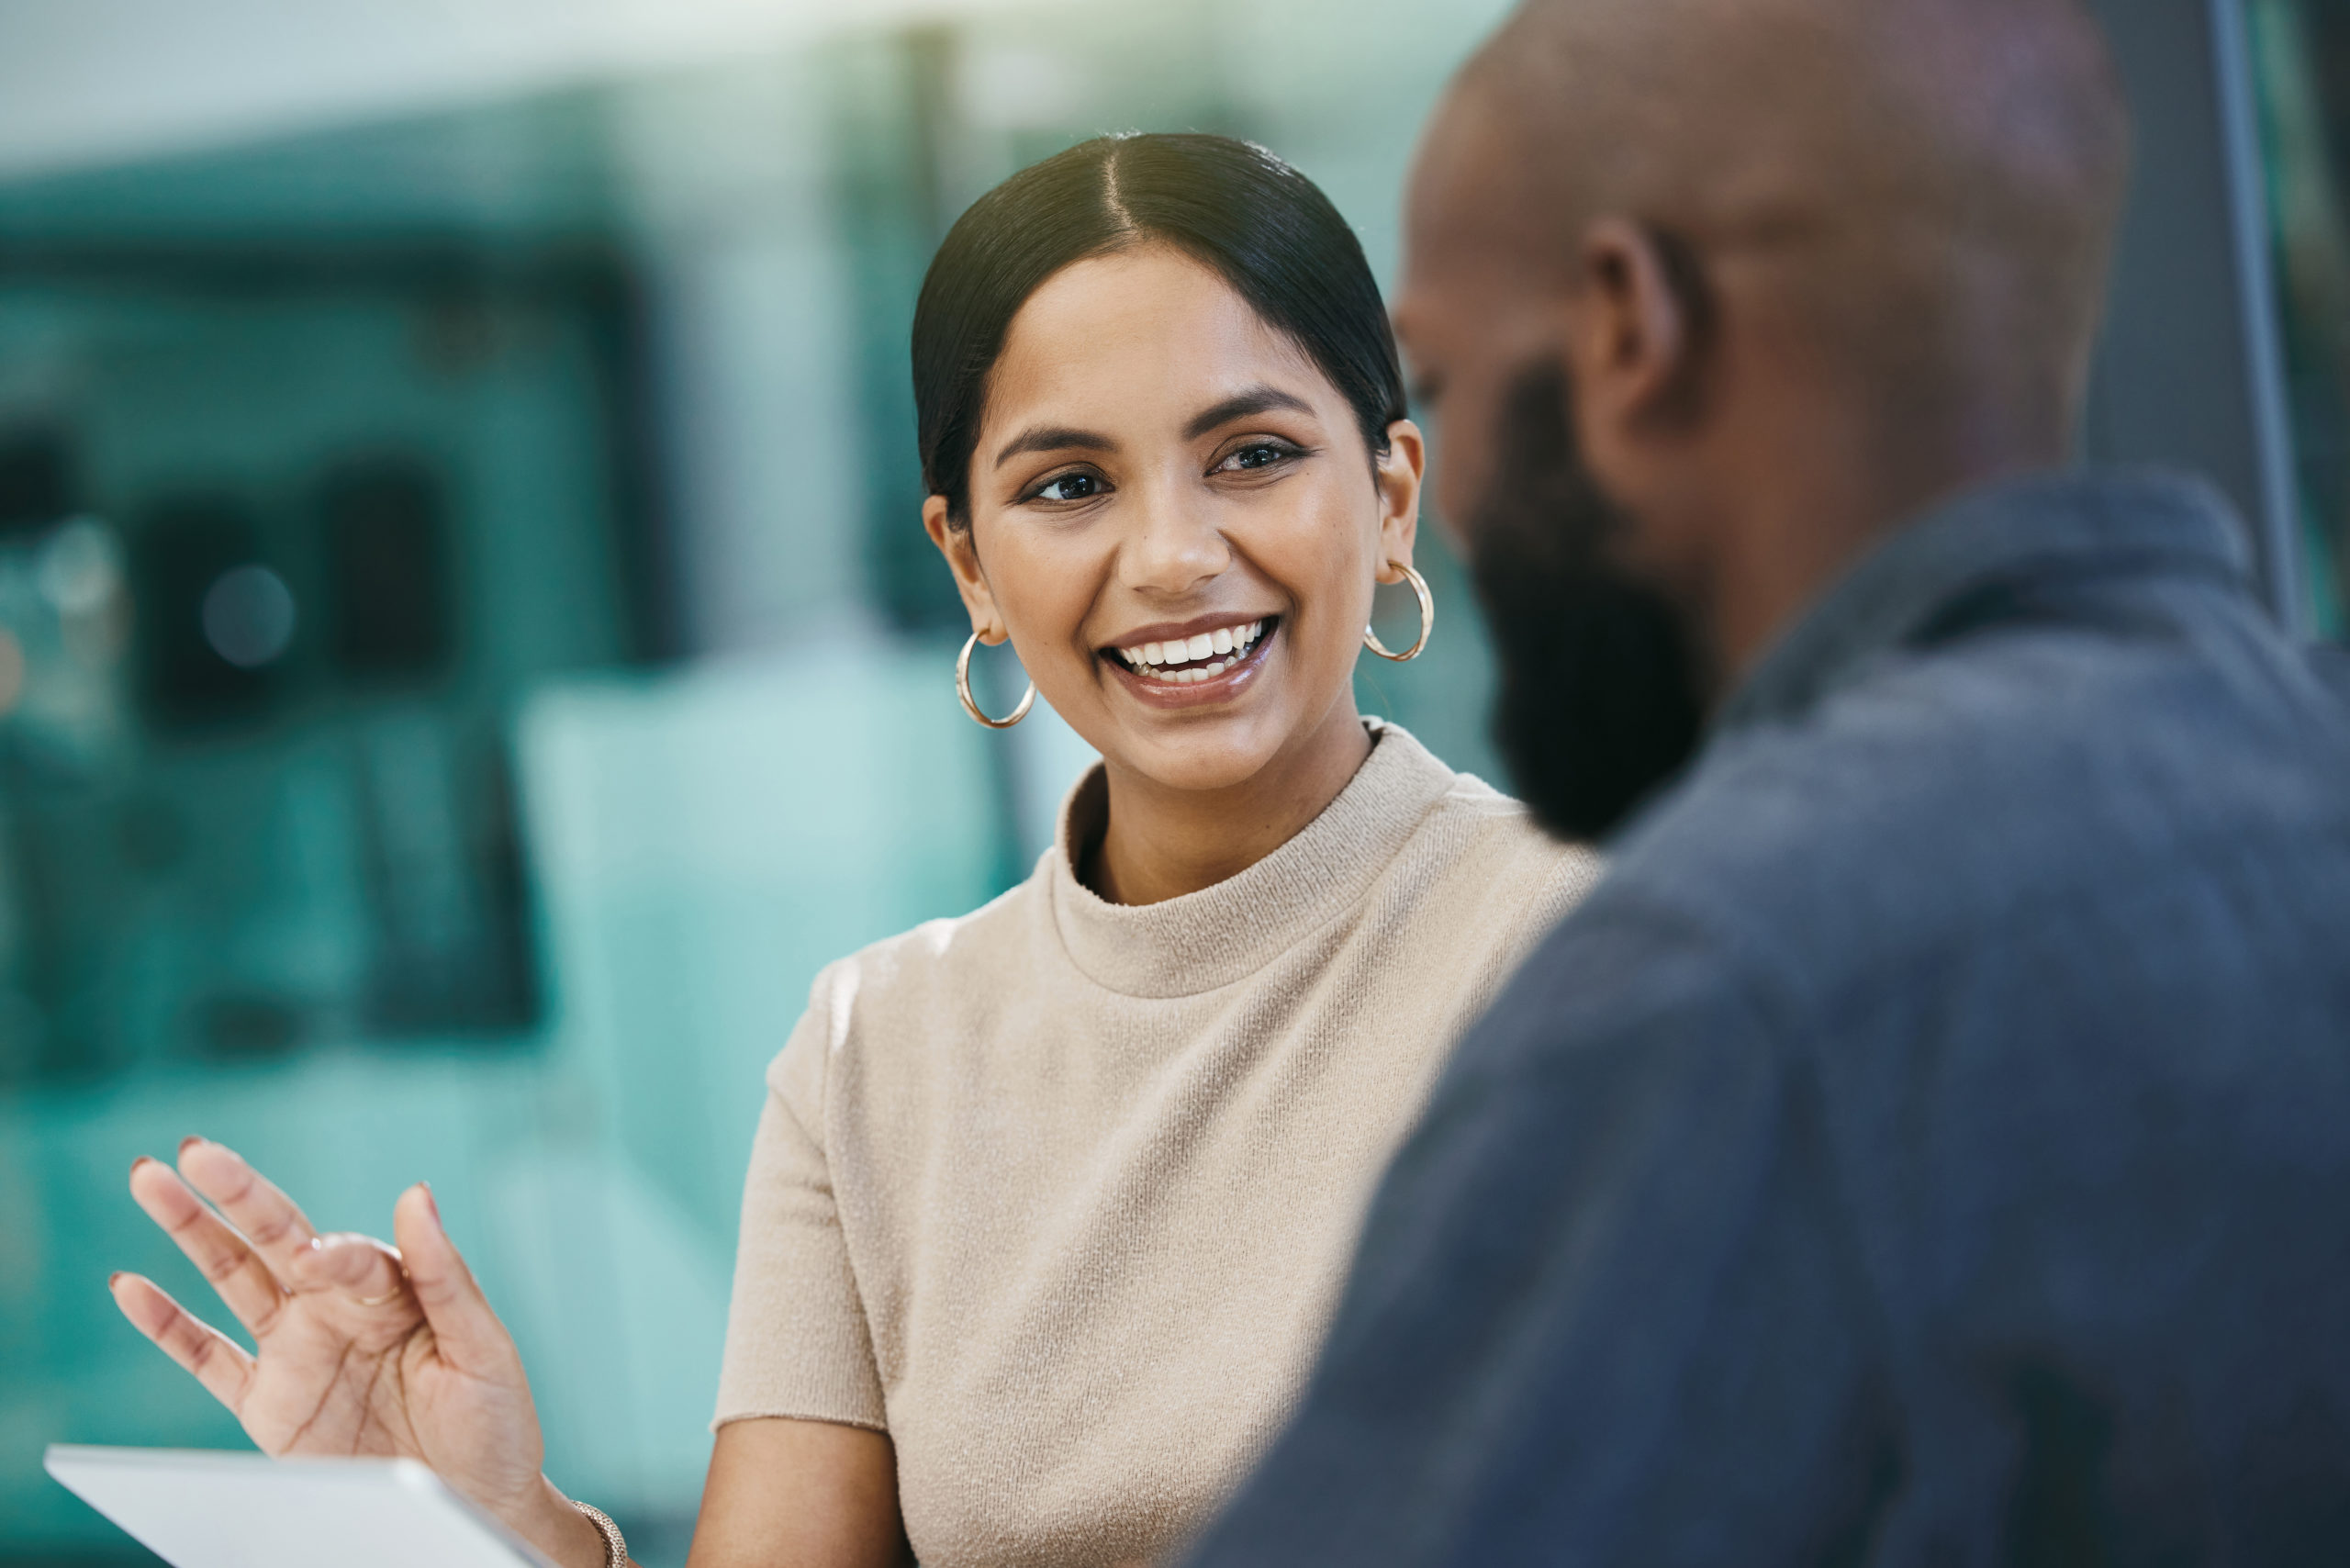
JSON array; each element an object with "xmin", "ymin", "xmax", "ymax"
[{"xmin": 688, "ymin": 1417, "xmax": 909, "ymax": 1568}]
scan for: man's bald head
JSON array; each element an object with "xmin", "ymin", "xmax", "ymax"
[
  {"xmin": 1397, "ymin": 0, "xmax": 2137, "ymax": 836},
  {"xmin": 1415, "ymin": 0, "xmax": 2130, "ymax": 450}
]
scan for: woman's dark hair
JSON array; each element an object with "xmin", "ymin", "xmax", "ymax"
[{"xmin": 912, "ymin": 133, "xmax": 1407, "ymax": 525}]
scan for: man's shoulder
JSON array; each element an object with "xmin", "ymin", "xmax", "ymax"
[{"xmin": 1589, "ymin": 613, "xmax": 2350, "ymax": 997}]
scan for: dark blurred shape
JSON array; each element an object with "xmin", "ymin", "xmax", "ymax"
[
  {"xmin": 840, "ymin": 28, "xmax": 989, "ymax": 634},
  {"xmin": 415, "ymin": 288, "xmax": 504, "ymax": 377},
  {"xmin": 129, "ymin": 495, "xmax": 281, "ymax": 726},
  {"xmin": 358, "ymin": 726, "xmax": 539, "ymax": 1036},
  {"xmin": 572, "ymin": 263, "xmax": 688, "ymax": 665},
  {"xmin": 321, "ymin": 455, "xmax": 454, "ymax": 683},
  {"xmin": 195, "ymin": 993, "xmax": 306, "ymax": 1061},
  {"xmin": 0, "ymin": 423, "xmax": 78, "ymax": 537},
  {"xmin": 2302, "ymin": 4, "xmax": 2350, "ymax": 210},
  {"xmin": 112, "ymin": 796, "xmax": 192, "ymax": 879}
]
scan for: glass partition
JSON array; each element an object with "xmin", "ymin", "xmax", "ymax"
[{"xmin": 2254, "ymin": 0, "xmax": 2350, "ymax": 638}]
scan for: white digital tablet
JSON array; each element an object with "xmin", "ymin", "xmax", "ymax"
[{"xmin": 44, "ymin": 1444, "xmax": 558, "ymax": 1568}]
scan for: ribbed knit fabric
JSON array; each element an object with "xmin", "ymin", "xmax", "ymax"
[{"xmin": 713, "ymin": 723, "xmax": 1601, "ymax": 1566}]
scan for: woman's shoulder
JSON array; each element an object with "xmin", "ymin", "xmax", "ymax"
[
  {"xmin": 1421, "ymin": 767, "xmax": 1605, "ymax": 888},
  {"xmin": 784, "ymin": 869, "xmax": 1052, "ymax": 1064},
  {"xmin": 1354, "ymin": 758, "xmax": 1607, "ymax": 978},
  {"xmin": 1368, "ymin": 724, "xmax": 1595, "ymax": 872}
]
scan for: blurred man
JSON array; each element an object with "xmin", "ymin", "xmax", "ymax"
[{"xmin": 1189, "ymin": 0, "xmax": 2350, "ymax": 1562}]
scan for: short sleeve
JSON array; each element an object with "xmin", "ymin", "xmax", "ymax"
[{"xmin": 712, "ymin": 964, "xmax": 889, "ymax": 1432}]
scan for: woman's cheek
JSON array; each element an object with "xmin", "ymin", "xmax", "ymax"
[{"xmin": 1291, "ymin": 499, "xmax": 1374, "ymax": 671}]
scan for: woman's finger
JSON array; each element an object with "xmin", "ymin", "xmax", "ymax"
[
  {"xmin": 289, "ymin": 1231, "xmax": 413, "ymax": 1312},
  {"xmin": 389, "ymin": 1184, "xmax": 513, "ymax": 1381},
  {"xmin": 128, "ymin": 1156, "xmax": 293, "ymax": 1339},
  {"xmin": 110, "ymin": 1271, "xmax": 257, "ymax": 1416},
  {"xmin": 175, "ymin": 1138, "xmax": 319, "ymax": 1276}
]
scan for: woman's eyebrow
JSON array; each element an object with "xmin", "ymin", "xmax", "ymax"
[
  {"xmin": 1184, "ymin": 386, "xmax": 1315, "ymax": 440},
  {"xmin": 994, "ymin": 426, "xmax": 1116, "ymax": 469}
]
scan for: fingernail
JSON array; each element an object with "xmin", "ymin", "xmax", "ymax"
[
  {"xmin": 107, "ymin": 1271, "xmax": 124, "ymax": 1288},
  {"xmin": 178, "ymin": 1136, "xmax": 202, "ymax": 1157},
  {"xmin": 130, "ymin": 1155, "xmax": 154, "ymax": 1178},
  {"xmin": 420, "ymin": 1182, "xmax": 440, "ymax": 1226}
]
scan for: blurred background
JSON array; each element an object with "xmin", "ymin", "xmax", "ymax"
[{"xmin": 0, "ymin": 0, "xmax": 2344, "ymax": 1562}]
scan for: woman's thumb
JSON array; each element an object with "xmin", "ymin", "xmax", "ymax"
[{"xmin": 390, "ymin": 1183, "xmax": 514, "ymax": 1377}]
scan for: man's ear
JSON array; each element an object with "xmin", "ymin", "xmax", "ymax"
[
  {"xmin": 923, "ymin": 495, "xmax": 1007, "ymax": 643},
  {"xmin": 1565, "ymin": 217, "xmax": 1707, "ymax": 440},
  {"xmin": 1373, "ymin": 419, "xmax": 1427, "ymax": 583}
]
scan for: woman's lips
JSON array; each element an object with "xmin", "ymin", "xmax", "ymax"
[{"xmin": 1102, "ymin": 618, "xmax": 1280, "ymax": 708}]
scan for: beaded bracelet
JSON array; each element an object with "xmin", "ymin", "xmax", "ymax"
[{"xmin": 572, "ymin": 1500, "xmax": 628, "ymax": 1568}]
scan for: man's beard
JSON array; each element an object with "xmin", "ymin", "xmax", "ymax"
[{"xmin": 1465, "ymin": 363, "xmax": 1707, "ymax": 842}]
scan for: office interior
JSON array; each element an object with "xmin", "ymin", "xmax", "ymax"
[{"xmin": 0, "ymin": 0, "xmax": 2344, "ymax": 1562}]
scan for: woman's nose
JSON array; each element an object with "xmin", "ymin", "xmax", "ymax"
[{"xmin": 1120, "ymin": 485, "xmax": 1231, "ymax": 597}]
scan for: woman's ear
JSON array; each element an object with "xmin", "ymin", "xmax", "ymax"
[
  {"xmin": 923, "ymin": 495, "xmax": 1007, "ymax": 643},
  {"xmin": 1373, "ymin": 418, "xmax": 1427, "ymax": 585}
]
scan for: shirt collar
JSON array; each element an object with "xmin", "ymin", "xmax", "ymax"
[{"xmin": 1711, "ymin": 468, "xmax": 2255, "ymax": 738}]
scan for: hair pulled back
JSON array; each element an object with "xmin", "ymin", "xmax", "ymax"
[{"xmin": 912, "ymin": 133, "xmax": 1406, "ymax": 526}]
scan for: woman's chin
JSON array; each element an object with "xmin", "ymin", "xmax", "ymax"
[{"xmin": 1105, "ymin": 715, "xmax": 1297, "ymax": 797}]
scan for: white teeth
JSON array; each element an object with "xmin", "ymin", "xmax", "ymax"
[{"xmin": 1112, "ymin": 619, "xmax": 1271, "ymax": 681}]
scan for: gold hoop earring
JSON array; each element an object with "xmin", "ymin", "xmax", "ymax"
[
  {"xmin": 1363, "ymin": 562, "xmax": 1435, "ymax": 662},
  {"xmin": 957, "ymin": 631, "xmax": 1036, "ymax": 729}
]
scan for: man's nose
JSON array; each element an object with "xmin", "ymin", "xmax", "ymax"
[{"xmin": 1120, "ymin": 479, "xmax": 1232, "ymax": 597}]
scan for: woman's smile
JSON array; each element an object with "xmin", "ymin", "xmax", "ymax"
[{"xmin": 1101, "ymin": 613, "xmax": 1281, "ymax": 707}]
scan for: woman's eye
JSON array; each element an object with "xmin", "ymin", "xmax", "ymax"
[
  {"xmin": 1221, "ymin": 442, "xmax": 1296, "ymax": 473},
  {"xmin": 1032, "ymin": 473, "xmax": 1103, "ymax": 503}
]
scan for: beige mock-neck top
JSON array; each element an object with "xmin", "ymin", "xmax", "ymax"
[{"xmin": 714, "ymin": 724, "xmax": 1600, "ymax": 1566}]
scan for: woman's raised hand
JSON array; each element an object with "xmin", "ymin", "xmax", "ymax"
[{"xmin": 112, "ymin": 1138, "xmax": 611, "ymax": 1568}]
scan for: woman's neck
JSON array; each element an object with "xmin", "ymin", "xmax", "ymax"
[{"xmin": 1084, "ymin": 702, "xmax": 1375, "ymax": 907}]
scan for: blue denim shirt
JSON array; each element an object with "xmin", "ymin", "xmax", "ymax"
[{"xmin": 1189, "ymin": 472, "xmax": 2350, "ymax": 1566}]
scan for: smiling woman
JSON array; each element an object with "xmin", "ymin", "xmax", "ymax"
[
  {"xmin": 915, "ymin": 135, "xmax": 1440, "ymax": 902},
  {"xmin": 107, "ymin": 135, "xmax": 1600, "ymax": 1568}
]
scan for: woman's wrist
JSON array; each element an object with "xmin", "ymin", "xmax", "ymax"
[{"xmin": 520, "ymin": 1474, "xmax": 621, "ymax": 1568}]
